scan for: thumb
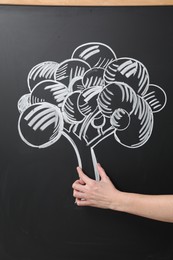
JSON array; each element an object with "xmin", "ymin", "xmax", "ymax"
[
  {"xmin": 79, "ymin": 178, "xmax": 85, "ymax": 185},
  {"xmin": 97, "ymin": 163, "xmax": 108, "ymax": 180},
  {"xmin": 76, "ymin": 166, "xmax": 92, "ymax": 184}
]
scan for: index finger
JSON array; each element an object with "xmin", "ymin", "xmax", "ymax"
[{"xmin": 76, "ymin": 167, "xmax": 93, "ymax": 184}]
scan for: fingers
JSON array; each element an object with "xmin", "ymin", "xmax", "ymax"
[
  {"xmin": 73, "ymin": 164, "xmax": 109, "ymax": 208},
  {"xmin": 75, "ymin": 198, "xmax": 89, "ymax": 207},
  {"xmin": 79, "ymin": 178, "xmax": 85, "ymax": 185},
  {"xmin": 97, "ymin": 163, "xmax": 108, "ymax": 180},
  {"xmin": 76, "ymin": 166, "xmax": 93, "ymax": 184},
  {"xmin": 73, "ymin": 190, "xmax": 86, "ymax": 200},
  {"xmin": 72, "ymin": 181, "xmax": 86, "ymax": 192},
  {"xmin": 76, "ymin": 164, "xmax": 108, "ymax": 183},
  {"xmin": 73, "ymin": 179, "xmax": 84, "ymax": 186}
]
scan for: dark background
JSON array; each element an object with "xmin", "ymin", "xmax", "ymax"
[{"xmin": 0, "ymin": 5, "xmax": 173, "ymax": 260}]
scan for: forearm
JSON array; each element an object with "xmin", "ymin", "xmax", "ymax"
[{"xmin": 111, "ymin": 192, "xmax": 173, "ymax": 223}]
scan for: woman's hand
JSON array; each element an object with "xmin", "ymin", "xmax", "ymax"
[
  {"xmin": 72, "ymin": 164, "xmax": 173, "ymax": 222},
  {"xmin": 72, "ymin": 163, "xmax": 122, "ymax": 210}
]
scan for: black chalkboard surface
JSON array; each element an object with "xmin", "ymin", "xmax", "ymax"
[{"xmin": 0, "ymin": 5, "xmax": 173, "ymax": 260}]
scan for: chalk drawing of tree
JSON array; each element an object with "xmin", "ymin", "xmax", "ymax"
[{"xmin": 17, "ymin": 42, "xmax": 167, "ymax": 180}]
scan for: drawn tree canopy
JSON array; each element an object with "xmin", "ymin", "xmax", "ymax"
[{"xmin": 17, "ymin": 42, "xmax": 167, "ymax": 180}]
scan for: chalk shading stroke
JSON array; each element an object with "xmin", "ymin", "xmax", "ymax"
[
  {"xmin": 27, "ymin": 61, "xmax": 60, "ymax": 92},
  {"xmin": 17, "ymin": 42, "xmax": 167, "ymax": 180},
  {"xmin": 104, "ymin": 57, "xmax": 150, "ymax": 96},
  {"xmin": 72, "ymin": 42, "xmax": 116, "ymax": 68},
  {"xmin": 18, "ymin": 102, "xmax": 64, "ymax": 148}
]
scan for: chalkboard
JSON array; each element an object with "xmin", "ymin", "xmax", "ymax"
[{"xmin": 0, "ymin": 5, "xmax": 173, "ymax": 260}]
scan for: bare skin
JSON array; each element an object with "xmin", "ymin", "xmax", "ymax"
[{"xmin": 72, "ymin": 163, "xmax": 173, "ymax": 223}]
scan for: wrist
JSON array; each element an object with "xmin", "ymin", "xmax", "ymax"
[{"xmin": 109, "ymin": 190, "xmax": 127, "ymax": 212}]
